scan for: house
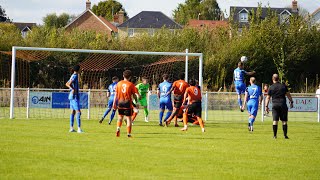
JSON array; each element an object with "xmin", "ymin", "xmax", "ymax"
[
  {"xmin": 186, "ymin": 19, "xmax": 229, "ymax": 30},
  {"xmin": 13, "ymin": 22, "xmax": 36, "ymax": 38},
  {"xmin": 310, "ymin": 8, "xmax": 320, "ymax": 26},
  {"xmin": 117, "ymin": 11, "xmax": 182, "ymax": 38},
  {"xmin": 64, "ymin": 0, "xmax": 118, "ymax": 37},
  {"xmin": 231, "ymin": 0, "xmax": 298, "ymax": 27}
]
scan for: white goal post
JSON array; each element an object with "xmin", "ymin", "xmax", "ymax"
[{"xmin": 9, "ymin": 46, "xmax": 203, "ymax": 119}]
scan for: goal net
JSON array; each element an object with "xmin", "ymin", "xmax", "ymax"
[{"xmin": 0, "ymin": 47, "xmax": 203, "ymax": 120}]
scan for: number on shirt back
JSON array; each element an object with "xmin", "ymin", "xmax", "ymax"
[
  {"xmin": 121, "ymin": 84, "xmax": 127, "ymax": 93},
  {"xmin": 179, "ymin": 82, "xmax": 183, "ymax": 91},
  {"xmin": 194, "ymin": 88, "xmax": 198, "ymax": 96},
  {"xmin": 235, "ymin": 71, "xmax": 241, "ymax": 81},
  {"xmin": 162, "ymin": 85, "xmax": 167, "ymax": 92},
  {"xmin": 250, "ymin": 88, "xmax": 257, "ymax": 99}
]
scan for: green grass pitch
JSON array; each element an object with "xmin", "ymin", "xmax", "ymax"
[{"xmin": 0, "ymin": 112, "xmax": 320, "ymax": 179}]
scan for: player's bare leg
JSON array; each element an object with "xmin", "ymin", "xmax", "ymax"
[
  {"xmin": 166, "ymin": 108, "xmax": 178, "ymax": 125},
  {"xmin": 116, "ymin": 115, "xmax": 123, "ymax": 137},
  {"xmin": 126, "ymin": 116, "xmax": 132, "ymax": 137},
  {"xmin": 132, "ymin": 108, "xmax": 139, "ymax": 123},
  {"xmin": 174, "ymin": 116, "xmax": 179, "ymax": 127},
  {"xmin": 180, "ymin": 113, "xmax": 188, "ymax": 131},
  {"xmin": 197, "ymin": 117, "xmax": 205, "ymax": 132}
]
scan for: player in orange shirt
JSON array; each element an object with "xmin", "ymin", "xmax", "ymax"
[
  {"xmin": 181, "ymin": 79, "xmax": 205, "ymax": 132},
  {"xmin": 165, "ymin": 73, "xmax": 189, "ymax": 126},
  {"xmin": 113, "ymin": 70, "xmax": 140, "ymax": 138}
]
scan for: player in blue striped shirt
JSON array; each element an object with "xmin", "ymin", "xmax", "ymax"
[
  {"xmin": 234, "ymin": 62, "xmax": 255, "ymax": 112},
  {"xmin": 65, "ymin": 65, "xmax": 83, "ymax": 133},
  {"xmin": 99, "ymin": 76, "xmax": 119, "ymax": 125},
  {"xmin": 241, "ymin": 77, "xmax": 262, "ymax": 132},
  {"xmin": 157, "ymin": 74, "xmax": 173, "ymax": 126}
]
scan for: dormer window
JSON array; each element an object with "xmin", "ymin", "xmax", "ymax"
[
  {"xmin": 238, "ymin": 8, "xmax": 249, "ymax": 22},
  {"xmin": 280, "ymin": 10, "xmax": 291, "ymax": 24}
]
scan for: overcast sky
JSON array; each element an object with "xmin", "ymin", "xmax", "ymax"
[{"xmin": 1, "ymin": 0, "xmax": 319, "ymax": 24}]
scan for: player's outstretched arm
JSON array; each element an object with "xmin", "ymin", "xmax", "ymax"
[{"xmin": 246, "ymin": 71, "xmax": 256, "ymax": 76}]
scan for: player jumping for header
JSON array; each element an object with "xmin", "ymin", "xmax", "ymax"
[
  {"xmin": 241, "ymin": 77, "xmax": 262, "ymax": 132},
  {"xmin": 234, "ymin": 62, "xmax": 255, "ymax": 112},
  {"xmin": 99, "ymin": 76, "xmax": 119, "ymax": 125},
  {"xmin": 157, "ymin": 74, "xmax": 173, "ymax": 126},
  {"xmin": 113, "ymin": 70, "xmax": 140, "ymax": 137},
  {"xmin": 65, "ymin": 65, "xmax": 83, "ymax": 133},
  {"xmin": 135, "ymin": 77, "xmax": 150, "ymax": 122}
]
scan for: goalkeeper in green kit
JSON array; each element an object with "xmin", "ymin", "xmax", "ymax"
[{"xmin": 134, "ymin": 77, "xmax": 150, "ymax": 122}]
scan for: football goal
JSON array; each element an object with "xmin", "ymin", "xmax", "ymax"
[{"xmin": 5, "ymin": 46, "xmax": 203, "ymax": 119}]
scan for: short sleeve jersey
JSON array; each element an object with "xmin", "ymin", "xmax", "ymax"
[
  {"xmin": 267, "ymin": 82, "xmax": 288, "ymax": 105},
  {"xmin": 246, "ymin": 84, "xmax": 261, "ymax": 101},
  {"xmin": 185, "ymin": 86, "xmax": 202, "ymax": 104},
  {"xmin": 136, "ymin": 83, "xmax": 150, "ymax": 98},
  {"xmin": 158, "ymin": 81, "xmax": 172, "ymax": 100},
  {"xmin": 172, "ymin": 80, "xmax": 189, "ymax": 96},
  {"xmin": 107, "ymin": 82, "xmax": 117, "ymax": 98},
  {"xmin": 234, "ymin": 67, "xmax": 247, "ymax": 83},
  {"xmin": 115, "ymin": 80, "xmax": 137, "ymax": 107},
  {"xmin": 68, "ymin": 73, "xmax": 79, "ymax": 100}
]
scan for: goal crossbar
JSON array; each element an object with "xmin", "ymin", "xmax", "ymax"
[{"xmin": 10, "ymin": 46, "xmax": 204, "ymax": 119}]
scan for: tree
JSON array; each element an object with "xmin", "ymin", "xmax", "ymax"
[
  {"xmin": 43, "ymin": 13, "xmax": 74, "ymax": 28},
  {"xmin": 0, "ymin": 5, "xmax": 10, "ymax": 22},
  {"xmin": 92, "ymin": 0, "xmax": 128, "ymax": 22},
  {"xmin": 173, "ymin": 0, "xmax": 221, "ymax": 25}
]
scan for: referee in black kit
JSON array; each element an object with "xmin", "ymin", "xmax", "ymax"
[{"xmin": 265, "ymin": 74, "xmax": 294, "ymax": 139}]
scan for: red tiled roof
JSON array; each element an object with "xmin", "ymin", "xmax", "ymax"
[
  {"xmin": 98, "ymin": 16, "xmax": 118, "ymax": 33},
  {"xmin": 186, "ymin": 19, "xmax": 229, "ymax": 29}
]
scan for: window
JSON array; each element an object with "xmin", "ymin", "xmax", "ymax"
[
  {"xmin": 21, "ymin": 31, "xmax": 28, "ymax": 38},
  {"xmin": 128, "ymin": 28, "xmax": 134, "ymax": 37},
  {"xmin": 280, "ymin": 10, "xmax": 291, "ymax": 24},
  {"xmin": 148, "ymin": 28, "xmax": 155, "ymax": 36},
  {"xmin": 239, "ymin": 12, "xmax": 248, "ymax": 22}
]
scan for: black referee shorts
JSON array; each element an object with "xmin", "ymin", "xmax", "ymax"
[{"xmin": 272, "ymin": 104, "xmax": 288, "ymax": 121}]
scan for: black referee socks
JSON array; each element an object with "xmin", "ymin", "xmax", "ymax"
[{"xmin": 273, "ymin": 125, "xmax": 278, "ymax": 137}]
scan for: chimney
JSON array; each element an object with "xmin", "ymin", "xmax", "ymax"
[
  {"xmin": 86, "ymin": 0, "xmax": 91, "ymax": 10},
  {"xmin": 292, "ymin": 0, "xmax": 298, "ymax": 13},
  {"xmin": 118, "ymin": 9, "xmax": 124, "ymax": 24}
]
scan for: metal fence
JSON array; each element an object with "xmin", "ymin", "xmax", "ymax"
[{"xmin": 0, "ymin": 88, "xmax": 319, "ymax": 122}]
